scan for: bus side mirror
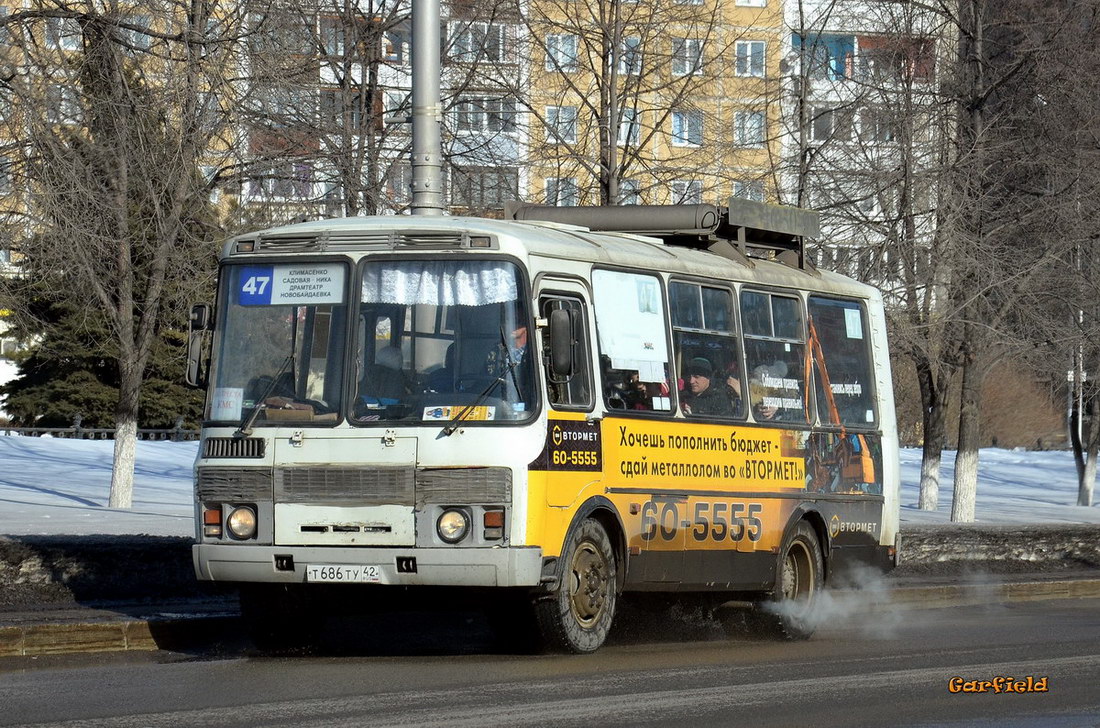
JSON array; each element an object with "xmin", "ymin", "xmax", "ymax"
[
  {"xmin": 549, "ymin": 308, "xmax": 574, "ymax": 379},
  {"xmin": 186, "ymin": 303, "xmax": 211, "ymax": 388}
]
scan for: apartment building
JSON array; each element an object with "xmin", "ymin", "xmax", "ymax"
[
  {"xmin": 777, "ymin": 0, "xmax": 945, "ymax": 284},
  {"xmin": 526, "ymin": 0, "xmax": 786, "ymax": 207}
]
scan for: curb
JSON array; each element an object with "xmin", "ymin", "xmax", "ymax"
[
  {"xmin": 0, "ymin": 614, "xmax": 239, "ymax": 658},
  {"xmin": 3, "ymin": 579, "xmax": 1100, "ymax": 658}
]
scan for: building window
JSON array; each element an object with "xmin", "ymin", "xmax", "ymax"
[
  {"xmin": 452, "ymin": 166, "xmax": 519, "ymax": 209},
  {"xmin": 120, "ymin": 15, "xmax": 152, "ymax": 50},
  {"xmin": 545, "ymin": 34, "xmax": 578, "ymax": 72},
  {"xmin": 811, "ymin": 106, "xmax": 853, "ymax": 143},
  {"xmin": 734, "ymin": 110, "xmax": 765, "ymax": 147},
  {"xmin": 735, "ymin": 40, "xmax": 766, "ymax": 77},
  {"xmin": 546, "ymin": 105, "xmax": 577, "ymax": 144},
  {"xmin": 320, "ymin": 89, "xmax": 367, "ymax": 128},
  {"xmin": 384, "ymin": 90, "xmax": 410, "ymax": 126},
  {"xmin": 449, "ymin": 21, "xmax": 510, "ymax": 63},
  {"xmin": 734, "ymin": 180, "xmax": 765, "ymax": 202},
  {"xmin": 386, "ymin": 163, "xmax": 411, "ymax": 205},
  {"xmin": 249, "ymin": 161, "xmax": 314, "ymax": 200},
  {"xmin": 619, "ymin": 179, "xmax": 640, "ymax": 205},
  {"xmin": 793, "ymin": 33, "xmax": 855, "ymax": 81},
  {"xmin": 618, "ymin": 108, "xmax": 640, "ymax": 146},
  {"xmin": 46, "ymin": 17, "xmax": 82, "ymax": 51},
  {"xmin": 671, "ymin": 110, "xmax": 702, "ymax": 146},
  {"xmin": 619, "ymin": 36, "xmax": 641, "ymax": 75},
  {"xmin": 862, "ymin": 107, "xmax": 896, "ymax": 143},
  {"xmin": 546, "ymin": 177, "xmax": 578, "ymax": 206},
  {"xmin": 455, "ymin": 97, "xmax": 516, "ymax": 134},
  {"xmin": 672, "ymin": 38, "xmax": 703, "ymax": 76},
  {"xmin": 46, "ymin": 85, "xmax": 81, "ymax": 124},
  {"xmin": 0, "ymin": 156, "xmax": 12, "ymax": 195},
  {"xmin": 319, "ymin": 17, "xmax": 345, "ymax": 57},
  {"xmin": 735, "ymin": 0, "xmax": 766, "ymax": 6},
  {"xmin": 672, "ymin": 179, "xmax": 702, "ymax": 204},
  {"xmin": 384, "ymin": 28, "xmax": 409, "ymax": 64}
]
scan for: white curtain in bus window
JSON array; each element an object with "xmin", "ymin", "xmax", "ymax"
[
  {"xmin": 593, "ymin": 270, "xmax": 668, "ymax": 379},
  {"xmin": 741, "ymin": 290, "xmax": 809, "ymax": 424},
  {"xmin": 361, "ymin": 261, "xmax": 518, "ymax": 305},
  {"xmin": 808, "ymin": 296, "xmax": 876, "ymax": 426}
]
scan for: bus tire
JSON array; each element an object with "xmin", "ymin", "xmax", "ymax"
[
  {"xmin": 239, "ymin": 583, "xmax": 319, "ymax": 652},
  {"xmin": 751, "ymin": 521, "xmax": 823, "ymax": 641},
  {"xmin": 534, "ymin": 518, "xmax": 617, "ymax": 654}
]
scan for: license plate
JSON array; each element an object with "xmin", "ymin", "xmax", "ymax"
[{"xmin": 305, "ymin": 564, "xmax": 382, "ymax": 583}]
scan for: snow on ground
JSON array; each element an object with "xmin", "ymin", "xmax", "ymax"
[{"xmin": 0, "ymin": 435, "xmax": 1096, "ymax": 537}]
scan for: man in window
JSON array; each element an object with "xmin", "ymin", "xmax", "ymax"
[{"xmin": 681, "ymin": 357, "xmax": 734, "ymax": 417}]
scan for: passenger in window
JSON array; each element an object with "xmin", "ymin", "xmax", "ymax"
[
  {"xmin": 624, "ymin": 376, "xmax": 646, "ymax": 411},
  {"xmin": 681, "ymin": 357, "xmax": 734, "ymax": 417},
  {"xmin": 724, "ymin": 361, "xmax": 743, "ymax": 414}
]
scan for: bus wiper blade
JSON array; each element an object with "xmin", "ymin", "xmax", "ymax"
[
  {"xmin": 440, "ymin": 374, "xmax": 505, "ymax": 438},
  {"xmin": 234, "ymin": 356, "xmax": 293, "ymax": 438}
]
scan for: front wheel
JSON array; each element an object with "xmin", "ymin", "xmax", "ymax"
[
  {"xmin": 534, "ymin": 518, "xmax": 618, "ymax": 653},
  {"xmin": 750, "ymin": 521, "xmax": 823, "ymax": 640}
]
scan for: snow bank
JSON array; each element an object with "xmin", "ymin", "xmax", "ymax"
[{"xmin": 0, "ymin": 436, "xmax": 1096, "ymax": 537}]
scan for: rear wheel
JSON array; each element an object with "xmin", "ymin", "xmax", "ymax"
[
  {"xmin": 534, "ymin": 518, "xmax": 617, "ymax": 653},
  {"xmin": 750, "ymin": 521, "xmax": 823, "ymax": 640}
]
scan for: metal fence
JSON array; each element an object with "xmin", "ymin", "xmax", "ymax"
[{"xmin": 0, "ymin": 415, "xmax": 199, "ymax": 441}]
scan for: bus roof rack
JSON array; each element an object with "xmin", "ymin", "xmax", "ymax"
[{"xmin": 504, "ymin": 198, "xmax": 820, "ymax": 271}]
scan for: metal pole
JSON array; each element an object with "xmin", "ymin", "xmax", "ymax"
[{"xmin": 410, "ymin": 0, "xmax": 445, "ymax": 215}]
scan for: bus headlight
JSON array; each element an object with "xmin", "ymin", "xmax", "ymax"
[
  {"xmin": 436, "ymin": 508, "xmax": 470, "ymax": 544},
  {"xmin": 227, "ymin": 506, "xmax": 257, "ymax": 539}
]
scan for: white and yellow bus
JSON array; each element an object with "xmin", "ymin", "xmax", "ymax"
[{"xmin": 188, "ymin": 200, "xmax": 899, "ymax": 653}]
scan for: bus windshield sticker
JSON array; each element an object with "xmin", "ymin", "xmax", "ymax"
[
  {"xmin": 423, "ymin": 405, "xmax": 496, "ymax": 421},
  {"xmin": 210, "ymin": 387, "xmax": 243, "ymax": 420},
  {"xmin": 237, "ymin": 264, "xmax": 345, "ymax": 306},
  {"xmin": 844, "ymin": 307, "xmax": 863, "ymax": 339}
]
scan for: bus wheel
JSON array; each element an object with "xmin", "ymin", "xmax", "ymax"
[
  {"xmin": 239, "ymin": 583, "xmax": 319, "ymax": 652},
  {"xmin": 534, "ymin": 518, "xmax": 617, "ymax": 654},
  {"xmin": 751, "ymin": 521, "xmax": 823, "ymax": 641}
]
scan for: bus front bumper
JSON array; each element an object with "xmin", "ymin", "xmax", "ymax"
[{"xmin": 193, "ymin": 544, "xmax": 545, "ymax": 588}]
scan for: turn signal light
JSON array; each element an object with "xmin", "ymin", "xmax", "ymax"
[
  {"xmin": 203, "ymin": 508, "xmax": 222, "ymax": 538},
  {"xmin": 483, "ymin": 510, "xmax": 504, "ymax": 528}
]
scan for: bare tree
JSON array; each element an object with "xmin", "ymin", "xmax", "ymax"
[
  {"xmin": 508, "ymin": 0, "xmax": 773, "ymax": 206},
  {"xmin": 779, "ymin": 0, "xmax": 956, "ymax": 511},
  {"xmin": 0, "ymin": 0, "xmax": 249, "ymax": 507}
]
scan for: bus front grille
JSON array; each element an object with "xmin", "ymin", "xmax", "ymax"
[
  {"xmin": 276, "ymin": 466, "xmax": 415, "ymax": 506},
  {"xmin": 416, "ymin": 467, "xmax": 512, "ymax": 506},
  {"xmin": 197, "ymin": 467, "xmax": 273, "ymax": 501},
  {"xmin": 202, "ymin": 437, "xmax": 266, "ymax": 459}
]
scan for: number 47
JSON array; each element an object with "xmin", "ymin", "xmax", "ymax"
[{"xmin": 242, "ymin": 276, "xmax": 270, "ymax": 295}]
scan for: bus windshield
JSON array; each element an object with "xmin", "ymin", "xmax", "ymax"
[
  {"xmin": 353, "ymin": 259, "xmax": 536, "ymax": 424},
  {"xmin": 207, "ymin": 263, "xmax": 348, "ymax": 425}
]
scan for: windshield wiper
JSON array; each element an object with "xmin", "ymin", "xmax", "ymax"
[
  {"xmin": 440, "ymin": 373, "xmax": 506, "ymax": 438},
  {"xmin": 441, "ymin": 326, "xmax": 526, "ymax": 438},
  {"xmin": 234, "ymin": 356, "xmax": 293, "ymax": 438}
]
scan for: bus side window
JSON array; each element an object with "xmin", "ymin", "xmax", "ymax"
[
  {"xmin": 539, "ymin": 296, "xmax": 593, "ymax": 409},
  {"xmin": 741, "ymin": 290, "xmax": 810, "ymax": 424},
  {"xmin": 591, "ymin": 269, "xmax": 673, "ymax": 413},
  {"xmin": 670, "ymin": 281, "xmax": 744, "ymax": 419},
  {"xmin": 808, "ymin": 296, "xmax": 876, "ymax": 427}
]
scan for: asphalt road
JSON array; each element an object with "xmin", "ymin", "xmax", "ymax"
[{"xmin": 2, "ymin": 597, "xmax": 1099, "ymax": 728}]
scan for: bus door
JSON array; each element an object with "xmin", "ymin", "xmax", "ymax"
[{"xmin": 534, "ymin": 281, "xmax": 601, "ymax": 510}]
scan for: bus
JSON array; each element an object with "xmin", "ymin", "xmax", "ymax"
[{"xmin": 187, "ymin": 199, "xmax": 900, "ymax": 653}]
